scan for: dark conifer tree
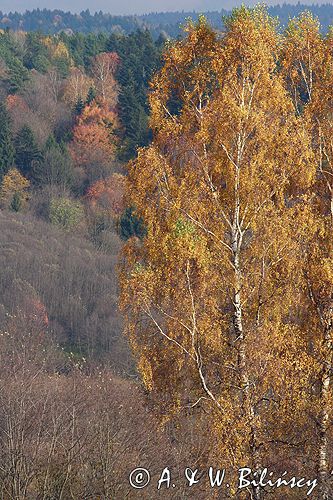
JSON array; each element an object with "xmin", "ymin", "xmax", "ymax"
[
  {"xmin": 14, "ymin": 126, "xmax": 42, "ymax": 178},
  {"xmin": 86, "ymin": 86, "xmax": 96, "ymax": 105},
  {"xmin": 0, "ymin": 103, "xmax": 15, "ymax": 183},
  {"xmin": 75, "ymin": 97, "xmax": 85, "ymax": 115}
]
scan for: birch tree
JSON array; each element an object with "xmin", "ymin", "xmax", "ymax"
[
  {"xmin": 282, "ymin": 15, "xmax": 333, "ymax": 498},
  {"xmin": 121, "ymin": 9, "xmax": 315, "ymax": 497}
]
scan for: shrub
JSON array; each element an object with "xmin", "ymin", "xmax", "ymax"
[{"xmin": 49, "ymin": 197, "xmax": 83, "ymax": 230}]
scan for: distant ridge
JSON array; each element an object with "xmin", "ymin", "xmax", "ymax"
[{"xmin": 0, "ymin": 4, "xmax": 333, "ymax": 37}]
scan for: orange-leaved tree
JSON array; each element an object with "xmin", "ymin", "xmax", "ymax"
[
  {"xmin": 281, "ymin": 14, "xmax": 333, "ymax": 498},
  {"xmin": 86, "ymin": 173, "xmax": 126, "ymax": 218},
  {"xmin": 120, "ymin": 8, "xmax": 315, "ymax": 498},
  {"xmin": 69, "ymin": 102, "xmax": 118, "ymax": 183}
]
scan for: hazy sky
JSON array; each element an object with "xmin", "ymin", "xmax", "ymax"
[{"xmin": 0, "ymin": 0, "xmax": 328, "ymax": 15}]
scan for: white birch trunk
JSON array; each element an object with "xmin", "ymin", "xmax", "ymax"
[
  {"xmin": 318, "ymin": 319, "xmax": 332, "ymax": 499},
  {"xmin": 232, "ymin": 160, "xmax": 262, "ymax": 500}
]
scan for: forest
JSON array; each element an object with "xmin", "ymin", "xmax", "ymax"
[
  {"xmin": 0, "ymin": 4, "xmax": 333, "ymax": 499},
  {"xmin": 1, "ymin": 4, "xmax": 333, "ymax": 37}
]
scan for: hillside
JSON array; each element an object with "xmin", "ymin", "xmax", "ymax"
[
  {"xmin": 0, "ymin": 6, "xmax": 333, "ymax": 498},
  {"xmin": 1, "ymin": 4, "xmax": 333, "ymax": 36}
]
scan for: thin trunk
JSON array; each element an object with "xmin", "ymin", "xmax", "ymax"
[
  {"xmin": 232, "ymin": 209, "xmax": 262, "ymax": 500},
  {"xmin": 318, "ymin": 192, "xmax": 333, "ymax": 499},
  {"xmin": 318, "ymin": 189, "xmax": 333, "ymax": 500},
  {"xmin": 318, "ymin": 319, "xmax": 332, "ymax": 499}
]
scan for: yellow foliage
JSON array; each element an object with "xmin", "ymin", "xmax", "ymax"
[
  {"xmin": 120, "ymin": 7, "xmax": 333, "ymax": 494},
  {"xmin": 0, "ymin": 168, "xmax": 30, "ymax": 208},
  {"xmin": 43, "ymin": 36, "xmax": 71, "ymax": 63}
]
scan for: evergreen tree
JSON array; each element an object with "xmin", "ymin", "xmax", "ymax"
[
  {"xmin": 107, "ymin": 29, "xmax": 162, "ymax": 160},
  {"xmin": 24, "ymin": 32, "xmax": 50, "ymax": 72},
  {"xmin": 86, "ymin": 86, "xmax": 96, "ymax": 105},
  {"xmin": 74, "ymin": 96, "xmax": 85, "ymax": 115},
  {"xmin": 14, "ymin": 126, "xmax": 42, "ymax": 178},
  {"xmin": 0, "ymin": 103, "xmax": 15, "ymax": 183},
  {"xmin": 53, "ymin": 55, "xmax": 70, "ymax": 79},
  {"xmin": 10, "ymin": 192, "xmax": 22, "ymax": 212},
  {"xmin": 118, "ymin": 79, "xmax": 151, "ymax": 160},
  {"xmin": 119, "ymin": 206, "xmax": 146, "ymax": 240},
  {"xmin": 5, "ymin": 56, "xmax": 29, "ymax": 93},
  {"xmin": 0, "ymin": 30, "xmax": 29, "ymax": 93},
  {"xmin": 83, "ymin": 32, "xmax": 107, "ymax": 66}
]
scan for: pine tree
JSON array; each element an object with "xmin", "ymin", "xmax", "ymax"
[
  {"xmin": 119, "ymin": 206, "xmax": 146, "ymax": 240},
  {"xmin": 0, "ymin": 102, "xmax": 15, "ymax": 183},
  {"xmin": 14, "ymin": 126, "xmax": 43, "ymax": 178},
  {"xmin": 86, "ymin": 86, "xmax": 96, "ymax": 105},
  {"xmin": 74, "ymin": 96, "xmax": 85, "ymax": 115},
  {"xmin": 24, "ymin": 32, "xmax": 50, "ymax": 72},
  {"xmin": 10, "ymin": 192, "xmax": 22, "ymax": 212},
  {"xmin": 86, "ymin": 86, "xmax": 96, "ymax": 106},
  {"xmin": 5, "ymin": 56, "xmax": 29, "ymax": 94}
]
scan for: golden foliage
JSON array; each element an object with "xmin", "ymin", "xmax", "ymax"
[
  {"xmin": 120, "ymin": 7, "xmax": 333, "ymax": 496},
  {"xmin": 0, "ymin": 168, "xmax": 30, "ymax": 208},
  {"xmin": 122, "ymin": 7, "xmax": 304, "ymax": 463}
]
